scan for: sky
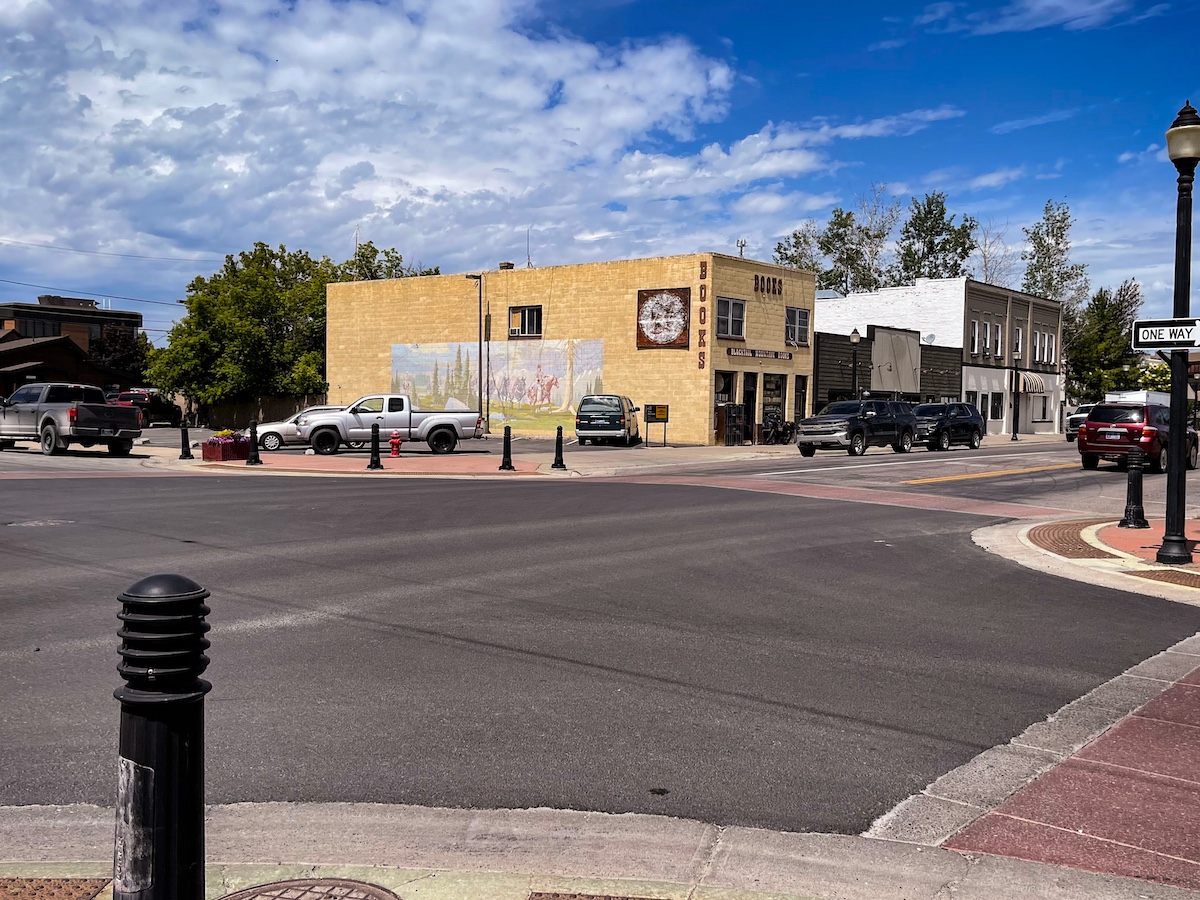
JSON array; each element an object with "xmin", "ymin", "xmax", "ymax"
[{"xmin": 2, "ymin": 0, "xmax": 1198, "ymax": 345}]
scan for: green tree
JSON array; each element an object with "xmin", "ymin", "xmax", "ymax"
[
  {"xmin": 89, "ymin": 328, "xmax": 154, "ymax": 383},
  {"xmin": 345, "ymin": 240, "xmax": 440, "ymax": 280},
  {"xmin": 1138, "ymin": 362, "xmax": 1171, "ymax": 392},
  {"xmin": 1066, "ymin": 279, "xmax": 1143, "ymax": 400},
  {"xmin": 892, "ymin": 192, "xmax": 978, "ymax": 283},
  {"xmin": 1022, "ymin": 200, "xmax": 1090, "ymax": 308},
  {"xmin": 773, "ymin": 220, "xmax": 822, "ymax": 272}
]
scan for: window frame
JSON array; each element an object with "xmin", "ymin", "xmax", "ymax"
[
  {"xmin": 508, "ymin": 305, "xmax": 543, "ymax": 339},
  {"xmin": 970, "ymin": 320, "xmax": 979, "ymax": 354},
  {"xmin": 716, "ymin": 297, "xmax": 745, "ymax": 340},
  {"xmin": 785, "ymin": 307, "xmax": 809, "ymax": 346}
]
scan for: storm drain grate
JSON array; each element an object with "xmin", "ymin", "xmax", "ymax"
[
  {"xmin": 1026, "ymin": 520, "xmax": 1115, "ymax": 559},
  {"xmin": 219, "ymin": 879, "xmax": 400, "ymax": 899},
  {"xmin": 0, "ymin": 878, "xmax": 111, "ymax": 900}
]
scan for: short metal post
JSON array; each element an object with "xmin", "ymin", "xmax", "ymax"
[
  {"xmin": 178, "ymin": 425, "xmax": 193, "ymax": 461},
  {"xmin": 367, "ymin": 423, "xmax": 384, "ymax": 470},
  {"xmin": 113, "ymin": 574, "xmax": 211, "ymax": 900},
  {"xmin": 245, "ymin": 421, "xmax": 263, "ymax": 466},
  {"xmin": 552, "ymin": 426, "xmax": 566, "ymax": 469},
  {"xmin": 499, "ymin": 425, "xmax": 516, "ymax": 471},
  {"xmin": 1120, "ymin": 448, "xmax": 1151, "ymax": 529}
]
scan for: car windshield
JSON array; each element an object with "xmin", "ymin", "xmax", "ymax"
[
  {"xmin": 580, "ymin": 397, "xmax": 621, "ymax": 412},
  {"xmin": 1089, "ymin": 406, "xmax": 1144, "ymax": 424},
  {"xmin": 913, "ymin": 404, "xmax": 946, "ymax": 416},
  {"xmin": 818, "ymin": 402, "xmax": 861, "ymax": 416}
]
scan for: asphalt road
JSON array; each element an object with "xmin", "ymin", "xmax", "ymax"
[{"xmin": 3, "ymin": 471, "xmax": 1199, "ymax": 835}]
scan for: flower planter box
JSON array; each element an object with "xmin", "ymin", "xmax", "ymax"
[{"xmin": 202, "ymin": 441, "xmax": 252, "ymax": 462}]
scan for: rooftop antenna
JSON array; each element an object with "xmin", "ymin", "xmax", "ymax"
[
  {"xmin": 526, "ymin": 228, "xmax": 533, "ymax": 268},
  {"xmin": 353, "ymin": 224, "xmax": 361, "ymax": 281},
  {"xmin": 736, "ymin": 238, "xmax": 747, "ymax": 258}
]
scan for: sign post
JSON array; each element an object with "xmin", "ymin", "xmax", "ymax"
[{"xmin": 643, "ymin": 404, "xmax": 669, "ymax": 447}]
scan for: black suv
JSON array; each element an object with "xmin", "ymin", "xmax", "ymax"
[
  {"xmin": 912, "ymin": 402, "xmax": 986, "ymax": 451},
  {"xmin": 796, "ymin": 399, "xmax": 917, "ymax": 457},
  {"xmin": 113, "ymin": 390, "xmax": 182, "ymax": 427}
]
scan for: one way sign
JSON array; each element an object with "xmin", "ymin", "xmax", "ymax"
[{"xmin": 1131, "ymin": 317, "xmax": 1200, "ymax": 350}]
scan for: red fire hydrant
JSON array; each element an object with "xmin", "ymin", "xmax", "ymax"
[{"xmin": 389, "ymin": 430, "xmax": 403, "ymax": 457}]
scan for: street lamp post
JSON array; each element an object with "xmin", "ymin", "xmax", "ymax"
[
  {"xmin": 1158, "ymin": 101, "xmax": 1200, "ymax": 565},
  {"xmin": 850, "ymin": 328, "xmax": 861, "ymax": 399},
  {"xmin": 1011, "ymin": 350, "xmax": 1021, "ymax": 441},
  {"xmin": 465, "ymin": 273, "xmax": 487, "ymax": 434}
]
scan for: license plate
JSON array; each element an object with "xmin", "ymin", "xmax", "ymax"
[
  {"xmin": 102, "ymin": 428, "xmax": 115, "ymax": 436},
  {"xmin": 1105, "ymin": 432, "xmax": 1122, "ymax": 440}
]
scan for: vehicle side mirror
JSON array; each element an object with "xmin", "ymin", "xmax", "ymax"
[
  {"xmin": 864, "ymin": 410, "xmax": 876, "ymax": 418},
  {"xmin": 632, "ymin": 406, "xmax": 640, "ymax": 412}
]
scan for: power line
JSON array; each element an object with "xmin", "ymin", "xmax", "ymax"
[
  {"xmin": 0, "ymin": 278, "xmax": 182, "ymax": 307},
  {"xmin": 0, "ymin": 236, "xmax": 224, "ymax": 264}
]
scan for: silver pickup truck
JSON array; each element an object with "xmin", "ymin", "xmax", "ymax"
[
  {"xmin": 0, "ymin": 382, "xmax": 143, "ymax": 456},
  {"xmin": 298, "ymin": 394, "xmax": 482, "ymax": 454}
]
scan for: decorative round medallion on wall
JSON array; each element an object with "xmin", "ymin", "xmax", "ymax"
[{"xmin": 636, "ymin": 288, "xmax": 691, "ymax": 349}]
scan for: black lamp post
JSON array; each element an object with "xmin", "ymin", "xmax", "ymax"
[
  {"xmin": 1157, "ymin": 101, "xmax": 1200, "ymax": 565},
  {"xmin": 465, "ymin": 273, "xmax": 487, "ymax": 434},
  {"xmin": 850, "ymin": 328, "xmax": 861, "ymax": 399},
  {"xmin": 1011, "ymin": 350, "xmax": 1021, "ymax": 441}
]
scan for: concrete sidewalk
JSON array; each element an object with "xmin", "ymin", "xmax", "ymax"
[{"xmin": 4, "ymin": 430, "xmax": 1199, "ymax": 899}]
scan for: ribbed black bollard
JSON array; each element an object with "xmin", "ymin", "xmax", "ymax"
[
  {"xmin": 178, "ymin": 424, "xmax": 193, "ymax": 461},
  {"xmin": 1119, "ymin": 447, "xmax": 1151, "ymax": 529},
  {"xmin": 367, "ymin": 423, "xmax": 384, "ymax": 470},
  {"xmin": 499, "ymin": 425, "xmax": 516, "ymax": 471},
  {"xmin": 113, "ymin": 574, "xmax": 211, "ymax": 900},
  {"xmin": 552, "ymin": 425, "xmax": 567, "ymax": 470},
  {"xmin": 245, "ymin": 421, "xmax": 263, "ymax": 466}
]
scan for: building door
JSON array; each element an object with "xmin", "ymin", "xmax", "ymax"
[
  {"xmin": 714, "ymin": 371, "xmax": 735, "ymax": 442},
  {"xmin": 794, "ymin": 375, "xmax": 808, "ymax": 421},
  {"xmin": 742, "ymin": 373, "xmax": 757, "ymax": 443}
]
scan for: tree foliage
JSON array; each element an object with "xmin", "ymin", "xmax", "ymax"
[
  {"xmin": 147, "ymin": 240, "xmax": 433, "ymax": 405},
  {"xmin": 773, "ymin": 220, "xmax": 821, "ymax": 272},
  {"xmin": 1066, "ymin": 279, "xmax": 1143, "ymax": 400},
  {"xmin": 971, "ymin": 219, "xmax": 1019, "ymax": 287},
  {"xmin": 892, "ymin": 192, "xmax": 978, "ymax": 283},
  {"xmin": 1021, "ymin": 200, "xmax": 1090, "ymax": 309},
  {"xmin": 89, "ymin": 328, "xmax": 154, "ymax": 383}
]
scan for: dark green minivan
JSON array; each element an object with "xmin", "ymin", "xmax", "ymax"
[{"xmin": 575, "ymin": 395, "xmax": 641, "ymax": 446}]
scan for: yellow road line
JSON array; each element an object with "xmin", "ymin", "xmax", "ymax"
[{"xmin": 903, "ymin": 462, "xmax": 1080, "ymax": 484}]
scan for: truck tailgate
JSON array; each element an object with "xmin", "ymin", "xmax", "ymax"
[{"xmin": 74, "ymin": 403, "xmax": 142, "ymax": 432}]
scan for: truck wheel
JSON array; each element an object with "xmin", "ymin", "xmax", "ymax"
[
  {"xmin": 312, "ymin": 429, "xmax": 341, "ymax": 455},
  {"xmin": 847, "ymin": 432, "xmax": 866, "ymax": 456},
  {"xmin": 108, "ymin": 440, "xmax": 133, "ymax": 457},
  {"xmin": 798, "ymin": 444, "xmax": 816, "ymax": 458},
  {"xmin": 428, "ymin": 429, "xmax": 457, "ymax": 454},
  {"xmin": 40, "ymin": 423, "xmax": 61, "ymax": 456}
]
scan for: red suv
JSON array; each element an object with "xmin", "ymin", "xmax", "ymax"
[{"xmin": 1077, "ymin": 402, "xmax": 1198, "ymax": 472}]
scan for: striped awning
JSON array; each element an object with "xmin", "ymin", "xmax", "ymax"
[{"xmin": 1019, "ymin": 371, "xmax": 1046, "ymax": 392}]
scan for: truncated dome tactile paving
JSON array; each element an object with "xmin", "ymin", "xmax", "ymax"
[
  {"xmin": 219, "ymin": 879, "xmax": 401, "ymax": 899},
  {"xmin": 0, "ymin": 879, "xmax": 111, "ymax": 900}
]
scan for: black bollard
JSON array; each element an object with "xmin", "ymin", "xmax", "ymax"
[
  {"xmin": 1119, "ymin": 447, "xmax": 1150, "ymax": 528},
  {"xmin": 499, "ymin": 425, "xmax": 516, "ymax": 471},
  {"xmin": 245, "ymin": 421, "xmax": 263, "ymax": 466},
  {"xmin": 114, "ymin": 574, "xmax": 211, "ymax": 900},
  {"xmin": 178, "ymin": 424, "xmax": 193, "ymax": 461},
  {"xmin": 552, "ymin": 425, "xmax": 567, "ymax": 470},
  {"xmin": 367, "ymin": 423, "xmax": 384, "ymax": 470}
]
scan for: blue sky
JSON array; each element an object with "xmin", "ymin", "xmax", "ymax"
[{"xmin": 1, "ymin": 0, "xmax": 1197, "ymax": 344}]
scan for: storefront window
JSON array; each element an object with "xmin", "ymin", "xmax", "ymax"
[
  {"xmin": 763, "ymin": 373, "xmax": 784, "ymax": 420},
  {"xmin": 714, "ymin": 371, "xmax": 734, "ymax": 404}
]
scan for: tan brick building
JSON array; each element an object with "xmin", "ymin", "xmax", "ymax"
[{"xmin": 326, "ymin": 252, "xmax": 815, "ymax": 445}]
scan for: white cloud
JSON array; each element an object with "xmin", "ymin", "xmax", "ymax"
[
  {"xmin": 968, "ymin": 167, "xmax": 1026, "ymax": 189},
  {"xmin": 991, "ymin": 109, "xmax": 1078, "ymax": 134}
]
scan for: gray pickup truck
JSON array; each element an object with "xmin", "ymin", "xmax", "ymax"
[
  {"xmin": 297, "ymin": 393, "xmax": 482, "ymax": 454},
  {"xmin": 0, "ymin": 382, "xmax": 143, "ymax": 456}
]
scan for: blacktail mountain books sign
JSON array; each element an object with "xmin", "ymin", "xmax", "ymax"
[{"xmin": 727, "ymin": 348, "xmax": 794, "ymax": 360}]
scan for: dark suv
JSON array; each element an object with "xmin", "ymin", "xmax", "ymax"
[
  {"xmin": 1077, "ymin": 402, "xmax": 1198, "ymax": 472},
  {"xmin": 112, "ymin": 390, "xmax": 182, "ymax": 427},
  {"xmin": 912, "ymin": 402, "xmax": 986, "ymax": 451},
  {"xmin": 796, "ymin": 399, "xmax": 917, "ymax": 457}
]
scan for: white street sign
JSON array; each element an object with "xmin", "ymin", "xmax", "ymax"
[{"xmin": 1131, "ymin": 317, "xmax": 1200, "ymax": 351}]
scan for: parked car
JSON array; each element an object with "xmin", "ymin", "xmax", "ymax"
[
  {"xmin": 246, "ymin": 406, "xmax": 348, "ymax": 451},
  {"xmin": 575, "ymin": 394, "xmax": 641, "ymax": 446},
  {"xmin": 1065, "ymin": 404, "xmax": 1095, "ymax": 442},
  {"xmin": 912, "ymin": 402, "xmax": 985, "ymax": 451},
  {"xmin": 111, "ymin": 390, "xmax": 182, "ymax": 427},
  {"xmin": 1077, "ymin": 402, "xmax": 1199, "ymax": 472},
  {"xmin": 796, "ymin": 399, "xmax": 916, "ymax": 457}
]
